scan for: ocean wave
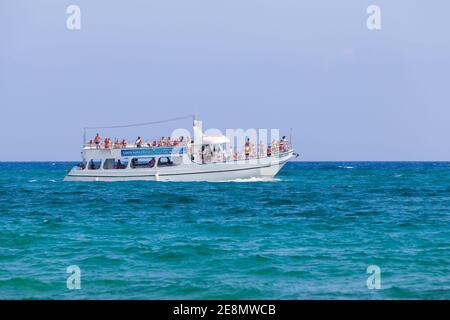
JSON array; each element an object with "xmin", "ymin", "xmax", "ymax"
[{"xmin": 0, "ymin": 277, "xmax": 54, "ymax": 291}]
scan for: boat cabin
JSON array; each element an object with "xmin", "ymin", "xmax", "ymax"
[{"xmin": 77, "ymin": 146, "xmax": 188, "ymax": 171}]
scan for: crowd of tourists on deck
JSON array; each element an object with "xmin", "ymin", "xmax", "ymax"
[
  {"xmin": 197, "ymin": 136, "xmax": 290, "ymax": 164},
  {"xmin": 88, "ymin": 133, "xmax": 190, "ymax": 149},
  {"xmin": 87, "ymin": 133, "xmax": 290, "ymax": 163}
]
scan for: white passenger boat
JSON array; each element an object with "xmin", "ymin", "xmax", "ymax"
[{"xmin": 64, "ymin": 118, "xmax": 296, "ymax": 182}]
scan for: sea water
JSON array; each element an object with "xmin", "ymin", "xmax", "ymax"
[{"xmin": 0, "ymin": 162, "xmax": 449, "ymax": 299}]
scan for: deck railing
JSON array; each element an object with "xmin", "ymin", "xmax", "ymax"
[{"xmin": 83, "ymin": 143, "xmax": 188, "ymax": 150}]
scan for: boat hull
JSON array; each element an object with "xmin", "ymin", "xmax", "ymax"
[{"xmin": 64, "ymin": 151, "xmax": 294, "ymax": 182}]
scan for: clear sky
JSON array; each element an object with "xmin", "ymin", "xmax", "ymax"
[{"xmin": 1, "ymin": 0, "xmax": 449, "ymax": 161}]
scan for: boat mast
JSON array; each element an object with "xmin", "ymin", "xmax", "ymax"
[{"xmin": 192, "ymin": 117, "xmax": 203, "ymax": 163}]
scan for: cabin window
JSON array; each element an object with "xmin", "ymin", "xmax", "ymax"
[
  {"xmin": 88, "ymin": 159, "xmax": 101, "ymax": 170},
  {"xmin": 130, "ymin": 157, "xmax": 155, "ymax": 169},
  {"xmin": 77, "ymin": 160, "xmax": 87, "ymax": 170},
  {"xmin": 103, "ymin": 158, "xmax": 129, "ymax": 170},
  {"xmin": 157, "ymin": 156, "xmax": 182, "ymax": 167}
]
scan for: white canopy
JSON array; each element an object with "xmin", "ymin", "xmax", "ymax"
[{"xmin": 202, "ymin": 135, "xmax": 230, "ymax": 145}]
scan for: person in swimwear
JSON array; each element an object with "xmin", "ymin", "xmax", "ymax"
[
  {"xmin": 104, "ymin": 137, "xmax": 111, "ymax": 149},
  {"xmin": 258, "ymin": 140, "xmax": 265, "ymax": 157},
  {"xmin": 135, "ymin": 136, "xmax": 142, "ymax": 148},
  {"xmin": 94, "ymin": 133, "xmax": 102, "ymax": 148},
  {"xmin": 244, "ymin": 138, "xmax": 251, "ymax": 160}
]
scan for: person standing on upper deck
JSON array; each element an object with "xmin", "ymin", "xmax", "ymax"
[
  {"xmin": 244, "ymin": 138, "xmax": 251, "ymax": 160},
  {"xmin": 259, "ymin": 140, "xmax": 265, "ymax": 157},
  {"xmin": 94, "ymin": 133, "xmax": 102, "ymax": 149},
  {"xmin": 135, "ymin": 136, "xmax": 142, "ymax": 148}
]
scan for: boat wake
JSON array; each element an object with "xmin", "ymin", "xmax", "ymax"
[{"xmin": 220, "ymin": 177, "xmax": 282, "ymax": 183}]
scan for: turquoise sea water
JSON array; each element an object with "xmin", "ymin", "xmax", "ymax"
[{"xmin": 0, "ymin": 161, "xmax": 449, "ymax": 299}]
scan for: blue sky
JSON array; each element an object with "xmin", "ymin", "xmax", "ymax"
[{"xmin": 1, "ymin": 0, "xmax": 449, "ymax": 161}]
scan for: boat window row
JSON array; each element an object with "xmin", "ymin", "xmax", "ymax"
[{"xmin": 84, "ymin": 157, "xmax": 182, "ymax": 170}]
